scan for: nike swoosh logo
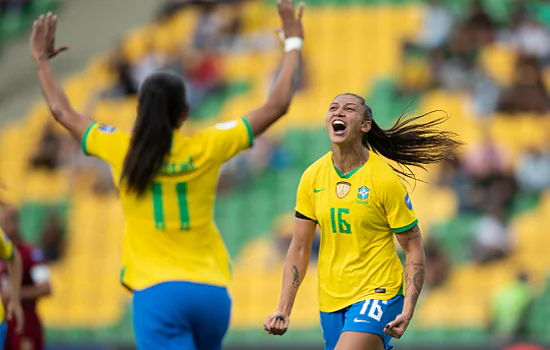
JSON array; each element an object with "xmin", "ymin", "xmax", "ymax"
[
  {"xmin": 313, "ymin": 188, "xmax": 325, "ymax": 193},
  {"xmin": 353, "ymin": 317, "xmax": 370, "ymax": 323}
]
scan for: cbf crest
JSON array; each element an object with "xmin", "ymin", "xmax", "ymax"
[
  {"xmin": 358, "ymin": 186, "xmax": 370, "ymax": 201},
  {"xmin": 336, "ymin": 181, "xmax": 351, "ymax": 199}
]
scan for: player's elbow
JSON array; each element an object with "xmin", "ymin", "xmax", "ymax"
[
  {"xmin": 40, "ymin": 282, "xmax": 52, "ymax": 297},
  {"xmin": 266, "ymin": 99, "xmax": 291, "ymax": 118}
]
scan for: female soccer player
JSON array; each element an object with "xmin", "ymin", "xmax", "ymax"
[
  {"xmin": 29, "ymin": 1, "xmax": 304, "ymax": 349},
  {"xmin": 0, "ymin": 219, "xmax": 24, "ymax": 347},
  {"xmin": 264, "ymin": 94, "xmax": 461, "ymax": 350}
]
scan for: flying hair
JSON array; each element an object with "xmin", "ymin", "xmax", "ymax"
[{"xmin": 339, "ymin": 93, "xmax": 463, "ymax": 184}]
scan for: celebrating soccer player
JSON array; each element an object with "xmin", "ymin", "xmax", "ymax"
[
  {"xmin": 264, "ymin": 94, "xmax": 461, "ymax": 350},
  {"xmin": 29, "ymin": 1, "xmax": 304, "ymax": 348}
]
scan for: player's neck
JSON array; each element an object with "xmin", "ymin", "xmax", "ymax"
[{"xmin": 331, "ymin": 143, "xmax": 369, "ymax": 175}]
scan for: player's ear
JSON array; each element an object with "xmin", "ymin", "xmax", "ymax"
[{"xmin": 360, "ymin": 120, "xmax": 371, "ymax": 133}]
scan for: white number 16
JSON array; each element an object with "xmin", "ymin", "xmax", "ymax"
[{"xmin": 359, "ymin": 300, "xmax": 388, "ymax": 322}]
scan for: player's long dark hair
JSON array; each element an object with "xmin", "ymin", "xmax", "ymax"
[
  {"xmin": 341, "ymin": 93, "xmax": 462, "ymax": 181},
  {"xmin": 121, "ymin": 71, "xmax": 188, "ymax": 196}
]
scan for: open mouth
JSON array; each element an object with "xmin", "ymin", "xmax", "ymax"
[{"xmin": 332, "ymin": 120, "xmax": 347, "ymax": 135}]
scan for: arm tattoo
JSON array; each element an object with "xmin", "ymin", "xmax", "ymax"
[
  {"xmin": 405, "ymin": 262, "xmax": 425, "ymax": 304},
  {"xmin": 292, "ymin": 265, "xmax": 300, "ymax": 289}
]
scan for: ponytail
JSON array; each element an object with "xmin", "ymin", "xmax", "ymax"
[
  {"xmin": 121, "ymin": 71, "xmax": 188, "ymax": 196},
  {"xmin": 342, "ymin": 93, "xmax": 462, "ymax": 181}
]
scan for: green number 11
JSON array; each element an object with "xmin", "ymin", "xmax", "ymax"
[{"xmin": 151, "ymin": 182, "xmax": 190, "ymax": 230}]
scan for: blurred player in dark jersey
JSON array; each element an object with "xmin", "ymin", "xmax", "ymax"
[{"xmin": 0, "ymin": 207, "xmax": 51, "ymax": 350}]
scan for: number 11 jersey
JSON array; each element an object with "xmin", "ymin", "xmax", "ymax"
[
  {"xmin": 81, "ymin": 118, "xmax": 254, "ymax": 291},
  {"xmin": 295, "ymin": 152, "xmax": 418, "ymax": 313}
]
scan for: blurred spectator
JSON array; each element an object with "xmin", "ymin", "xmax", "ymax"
[
  {"xmin": 470, "ymin": 66, "xmax": 501, "ymax": 117},
  {"xmin": 471, "ymin": 206, "xmax": 513, "ymax": 263},
  {"xmin": 397, "ymin": 43, "xmax": 433, "ymax": 96},
  {"xmin": 424, "ymin": 239, "xmax": 450, "ymax": 290},
  {"xmin": 512, "ymin": 18, "xmax": 550, "ymax": 62},
  {"xmin": 173, "ymin": 47, "xmax": 224, "ymax": 110},
  {"xmin": 192, "ymin": 1, "xmax": 243, "ymax": 51},
  {"xmin": 105, "ymin": 41, "xmax": 138, "ymax": 97},
  {"xmin": 438, "ymin": 156, "xmax": 473, "ymax": 213},
  {"xmin": 236, "ymin": 213, "xmax": 320, "ymax": 271},
  {"xmin": 505, "ymin": 344, "xmax": 546, "ymax": 350},
  {"xmin": 40, "ymin": 211, "xmax": 65, "ymax": 262},
  {"xmin": 463, "ymin": 133, "xmax": 510, "ymax": 177},
  {"xmin": 491, "ymin": 272, "xmax": 534, "ymax": 346},
  {"xmin": 498, "ymin": 54, "xmax": 550, "ymax": 115},
  {"xmin": 515, "ymin": 146, "xmax": 550, "ymax": 193},
  {"xmin": 431, "ymin": 26, "xmax": 478, "ymax": 91},
  {"xmin": 29, "ymin": 122, "xmax": 62, "ymax": 171},
  {"xmin": 466, "ymin": 0, "xmax": 495, "ymax": 47},
  {"xmin": 415, "ymin": 0, "xmax": 453, "ymax": 50},
  {"xmin": 218, "ymin": 136, "xmax": 290, "ymax": 193},
  {"xmin": 0, "ymin": 205, "xmax": 51, "ymax": 350},
  {"xmin": 133, "ymin": 40, "xmax": 166, "ymax": 90}
]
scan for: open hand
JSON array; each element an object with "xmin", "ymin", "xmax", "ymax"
[
  {"xmin": 264, "ymin": 311, "xmax": 290, "ymax": 336},
  {"xmin": 30, "ymin": 12, "xmax": 69, "ymax": 63},
  {"xmin": 384, "ymin": 313, "xmax": 411, "ymax": 339},
  {"xmin": 277, "ymin": 0, "xmax": 305, "ymax": 39},
  {"xmin": 6, "ymin": 300, "xmax": 24, "ymax": 334}
]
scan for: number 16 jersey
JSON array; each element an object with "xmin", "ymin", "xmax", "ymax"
[
  {"xmin": 295, "ymin": 152, "xmax": 418, "ymax": 313},
  {"xmin": 81, "ymin": 118, "xmax": 254, "ymax": 291}
]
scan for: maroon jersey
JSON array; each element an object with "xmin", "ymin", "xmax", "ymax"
[{"xmin": 0, "ymin": 242, "xmax": 47, "ymax": 350}]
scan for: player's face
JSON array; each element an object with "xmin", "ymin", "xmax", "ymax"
[
  {"xmin": 0, "ymin": 207, "xmax": 19, "ymax": 238},
  {"xmin": 325, "ymin": 95, "xmax": 371, "ymax": 145}
]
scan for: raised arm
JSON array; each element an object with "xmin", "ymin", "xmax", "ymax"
[
  {"xmin": 264, "ymin": 217, "xmax": 316, "ymax": 336},
  {"xmin": 30, "ymin": 13, "xmax": 92, "ymax": 141},
  {"xmin": 385, "ymin": 224, "xmax": 426, "ymax": 339},
  {"xmin": 244, "ymin": 0, "xmax": 305, "ymax": 137}
]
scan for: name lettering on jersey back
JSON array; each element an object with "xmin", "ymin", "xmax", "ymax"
[{"xmin": 159, "ymin": 156, "xmax": 195, "ymax": 175}]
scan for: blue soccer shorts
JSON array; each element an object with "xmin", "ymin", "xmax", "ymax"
[
  {"xmin": 320, "ymin": 295, "xmax": 404, "ymax": 350},
  {"xmin": 132, "ymin": 281, "xmax": 231, "ymax": 350},
  {"xmin": 0, "ymin": 320, "xmax": 6, "ymax": 348}
]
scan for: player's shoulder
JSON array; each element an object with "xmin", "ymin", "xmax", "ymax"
[{"xmin": 369, "ymin": 153, "xmax": 406, "ymax": 188}]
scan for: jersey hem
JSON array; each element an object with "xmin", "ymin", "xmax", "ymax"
[
  {"xmin": 81, "ymin": 122, "xmax": 97, "ymax": 155},
  {"xmin": 241, "ymin": 117, "xmax": 254, "ymax": 147},
  {"xmin": 391, "ymin": 219, "xmax": 419, "ymax": 233},
  {"xmin": 319, "ymin": 289, "xmax": 404, "ymax": 313}
]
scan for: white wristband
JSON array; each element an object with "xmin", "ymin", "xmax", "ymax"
[{"xmin": 284, "ymin": 37, "xmax": 304, "ymax": 52}]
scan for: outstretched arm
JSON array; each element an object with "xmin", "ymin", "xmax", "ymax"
[
  {"xmin": 30, "ymin": 13, "xmax": 92, "ymax": 141},
  {"xmin": 385, "ymin": 224, "xmax": 426, "ymax": 339},
  {"xmin": 245, "ymin": 0, "xmax": 305, "ymax": 138},
  {"xmin": 264, "ymin": 217, "xmax": 316, "ymax": 336}
]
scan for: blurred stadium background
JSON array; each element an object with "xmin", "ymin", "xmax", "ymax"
[{"xmin": 1, "ymin": 0, "xmax": 550, "ymax": 349}]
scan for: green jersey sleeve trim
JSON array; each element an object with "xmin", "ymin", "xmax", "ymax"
[
  {"xmin": 241, "ymin": 117, "xmax": 254, "ymax": 147},
  {"xmin": 81, "ymin": 122, "xmax": 97, "ymax": 155},
  {"xmin": 392, "ymin": 219, "xmax": 419, "ymax": 233}
]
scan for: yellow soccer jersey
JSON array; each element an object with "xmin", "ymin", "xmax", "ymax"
[
  {"xmin": 81, "ymin": 118, "xmax": 254, "ymax": 291},
  {"xmin": 295, "ymin": 152, "xmax": 418, "ymax": 313},
  {"xmin": 0, "ymin": 229, "xmax": 14, "ymax": 321}
]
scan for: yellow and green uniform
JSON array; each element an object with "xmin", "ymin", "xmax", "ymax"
[
  {"xmin": 0, "ymin": 230, "xmax": 13, "ymax": 322},
  {"xmin": 81, "ymin": 119, "xmax": 253, "ymax": 291},
  {"xmin": 295, "ymin": 152, "xmax": 418, "ymax": 313}
]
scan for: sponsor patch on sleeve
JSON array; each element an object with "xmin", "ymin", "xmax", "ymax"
[{"xmin": 98, "ymin": 125, "xmax": 116, "ymax": 133}]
